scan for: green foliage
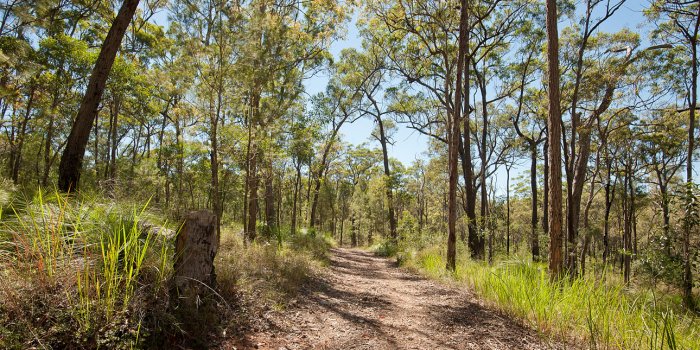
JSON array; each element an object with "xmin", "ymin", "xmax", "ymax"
[{"xmin": 371, "ymin": 240, "xmax": 398, "ymax": 257}]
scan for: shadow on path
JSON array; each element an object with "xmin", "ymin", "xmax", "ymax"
[{"xmin": 230, "ymin": 248, "xmax": 560, "ymax": 350}]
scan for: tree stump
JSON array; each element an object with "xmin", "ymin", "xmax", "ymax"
[{"xmin": 173, "ymin": 210, "xmax": 219, "ymax": 301}]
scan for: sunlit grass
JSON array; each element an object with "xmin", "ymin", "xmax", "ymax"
[
  {"xmin": 0, "ymin": 187, "xmax": 335, "ymax": 348},
  {"xmin": 0, "ymin": 189, "xmax": 173, "ymax": 348},
  {"xmin": 398, "ymin": 245, "xmax": 700, "ymax": 350}
]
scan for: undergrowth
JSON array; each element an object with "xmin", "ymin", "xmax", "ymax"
[
  {"xmin": 0, "ymin": 188, "xmax": 332, "ymax": 349},
  {"xmin": 0, "ymin": 189, "xmax": 172, "ymax": 349},
  {"xmin": 392, "ymin": 244, "xmax": 700, "ymax": 350},
  {"xmin": 217, "ymin": 229, "xmax": 333, "ymax": 311}
]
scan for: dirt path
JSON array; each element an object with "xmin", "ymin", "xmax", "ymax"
[{"xmin": 232, "ymin": 248, "xmax": 558, "ymax": 350}]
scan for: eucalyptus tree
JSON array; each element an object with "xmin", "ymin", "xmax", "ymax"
[
  {"xmin": 647, "ymin": 0, "xmax": 699, "ymax": 310},
  {"xmin": 344, "ymin": 144, "xmax": 381, "ymax": 246},
  {"xmin": 288, "ymin": 112, "xmax": 317, "ymax": 235},
  {"xmin": 169, "ymin": 0, "xmax": 244, "ymax": 234},
  {"xmin": 336, "ymin": 45, "xmax": 400, "ymax": 242},
  {"xmin": 639, "ymin": 111, "xmax": 687, "ymax": 244},
  {"xmin": 545, "ymin": 0, "xmax": 564, "ymax": 279},
  {"xmin": 510, "ymin": 55, "xmax": 547, "ymax": 261},
  {"xmin": 308, "ymin": 80, "xmax": 362, "ymax": 231},
  {"xmin": 557, "ymin": 5, "xmax": 674, "ymax": 276},
  {"xmin": 446, "ymin": 0, "xmax": 469, "ymax": 271},
  {"xmin": 239, "ymin": 0, "xmax": 346, "ymax": 241},
  {"xmin": 361, "ymin": 0, "xmax": 471, "ymax": 252},
  {"xmin": 467, "ymin": 0, "xmax": 527, "ymax": 261},
  {"xmin": 57, "ymin": 0, "xmax": 141, "ymax": 192}
]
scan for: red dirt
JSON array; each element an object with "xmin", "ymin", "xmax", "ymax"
[{"xmin": 227, "ymin": 248, "xmax": 561, "ymax": 350}]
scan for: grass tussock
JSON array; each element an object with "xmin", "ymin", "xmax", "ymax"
[
  {"xmin": 0, "ymin": 190, "xmax": 173, "ymax": 349},
  {"xmin": 397, "ymin": 245, "xmax": 700, "ymax": 350},
  {"xmin": 0, "ymin": 188, "xmax": 332, "ymax": 349}
]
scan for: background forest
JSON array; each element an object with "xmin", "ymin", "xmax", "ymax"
[{"xmin": 1, "ymin": 0, "xmax": 699, "ymax": 348}]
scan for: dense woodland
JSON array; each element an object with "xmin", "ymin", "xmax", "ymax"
[{"xmin": 1, "ymin": 0, "xmax": 700, "ymax": 348}]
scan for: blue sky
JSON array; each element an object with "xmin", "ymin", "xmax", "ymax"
[{"xmin": 302, "ymin": 15, "xmax": 431, "ymax": 167}]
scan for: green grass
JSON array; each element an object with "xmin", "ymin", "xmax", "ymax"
[
  {"xmin": 0, "ymin": 187, "xmax": 334, "ymax": 348},
  {"xmin": 0, "ymin": 189, "xmax": 173, "ymax": 349},
  {"xmin": 398, "ymin": 245, "xmax": 700, "ymax": 350}
]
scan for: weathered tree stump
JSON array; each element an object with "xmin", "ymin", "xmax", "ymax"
[{"xmin": 173, "ymin": 210, "xmax": 219, "ymax": 301}]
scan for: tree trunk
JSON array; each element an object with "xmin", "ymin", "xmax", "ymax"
[
  {"xmin": 682, "ymin": 6, "xmax": 699, "ymax": 310},
  {"xmin": 42, "ymin": 111, "xmax": 55, "ymax": 186},
  {"xmin": 529, "ymin": 143, "xmax": 540, "ymax": 261},
  {"xmin": 447, "ymin": 0, "xmax": 468, "ymax": 271},
  {"xmin": 245, "ymin": 90, "xmax": 261, "ymax": 241},
  {"xmin": 108, "ymin": 95, "xmax": 119, "ymax": 194},
  {"xmin": 580, "ymin": 160, "xmax": 597, "ymax": 277},
  {"xmin": 506, "ymin": 165, "xmax": 511, "ymax": 256},
  {"xmin": 264, "ymin": 157, "xmax": 276, "ymax": 234},
  {"xmin": 543, "ymin": 138, "xmax": 549, "ymax": 235},
  {"xmin": 477, "ymin": 63, "xmax": 490, "ymax": 258},
  {"xmin": 459, "ymin": 9, "xmax": 481, "ymax": 260},
  {"xmin": 246, "ymin": 143, "xmax": 259, "ymax": 241},
  {"xmin": 309, "ymin": 113, "xmax": 350, "ymax": 229},
  {"xmin": 10, "ymin": 85, "xmax": 35, "ymax": 184},
  {"xmin": 623, "ymin": 156, "xmax": 633, "ymax": 284},
  {"xmin": 603, "ymin": 159, "xmax": 615, "ymax": 264},
  {"xmin": 57, "ymin": 0, "xmax": 140, "ymax": 192},
  {"xmin": 209, "ymin": 109, "xmax": 221, "ymax": 237},
  {"xmin": 243, "ymin": 113, "xmax": 252, "ymax": 230},
  {"xmin": 376, "ymin": 117, "xmax": 398, "ymax": 242},
  {"xmin": 351, "ymin": 214, "xmax": 357, "ymax": 247},
  {"xmin": 173, "ymin": 210, "xmax": 219, "ymax": 299},
  {"xmin": 291, "ymin": 161, "xmax": 301, "ymax": 235},
  {"xmin": 545, "ymin": 0, "xmax": 564, "ymax": 279}
]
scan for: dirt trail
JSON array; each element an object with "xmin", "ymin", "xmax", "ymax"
[{"xmin": 233, "ymin": 248, "xmax": 558, "ymax": 350}]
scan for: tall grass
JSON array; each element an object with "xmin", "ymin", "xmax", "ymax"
[
  {"xmin": 399, "ymin": 246, "xmax": 700, "ymax": 350},
  {"xmin": 0, "ymin": 187, "xmax": 333, "ymax": 348},
  {"xmin": 0, "ymin": 189, "xmax": 172, "ymax": 348}
]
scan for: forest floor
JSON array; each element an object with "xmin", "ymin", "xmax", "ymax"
[{"xmin": 225, "ymin": 248, "xmax": 562, "ymax": 350}]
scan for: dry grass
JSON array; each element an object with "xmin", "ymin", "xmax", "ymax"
[{"xmin": 217, "ymin": 227, "xmax": 331, "ymax": 310}]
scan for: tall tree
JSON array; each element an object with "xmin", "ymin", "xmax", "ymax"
[
  {"xmin": 545, "ymin": 0, "xmax": 564, "ymax": 279},
  {"xmin": 57, "ymin": 0, "xmax": 140, "ymax": 192},
  {"xmin": 446, "ymin": 0, "xmax": 469, "ymax": 271},
  {"xmin": 649, "ymin": 0, "xmax": 700, "ymax": 310}
]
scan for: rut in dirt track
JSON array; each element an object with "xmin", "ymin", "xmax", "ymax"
[{"xmin": 238, "ymin": 248, "xmax": 559, "ymax": 350}]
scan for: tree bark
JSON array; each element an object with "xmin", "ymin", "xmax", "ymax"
[
  {"xmin": 9, "ymin": 85, "xmax": 35, "ymax": 184},
  {"xmin": 376, "ymin": 116, "xmax": 398, "ymax": 242},
  {"xmin": 506, "ymin": 165, "xmax": 511, "ymax": 256},
  {"xmin": 545, "ymin": 0, "xmax": 564, "ymax": 279},
  {"xmin": 447, "ymin": 0, "xmax": 468, "ymax": 271},
  {"xmin": 682, "ymin": 3, "xmax": 699, "ymax": 310},
  {"xmin": 246, "ymin": 144, "xmax": 259, "ymax": 241},
  {"xmin": 264, "ymin": 157, "xmax": 276, "ymax": 234},
  {"xmin": 173, "ymin": 210, "xmax": 219, "ymax": 299},
  {"xmin": 530, "ymin": 144, "xmax": 540, "ymax": 261},
  {"xmin": 459, "ymin": 8, "xmax": 482, "ymax": 260},
  {"xmin": 309, "ymin": 113, "xmax": 350, "ymax": 229},
  {"xmin": 291, "ymin": 161, "xmax": 302, "ymax": 235},
  {"xmin": 543, "ymin": 139, "xmax": 549, "ymax": 235}
]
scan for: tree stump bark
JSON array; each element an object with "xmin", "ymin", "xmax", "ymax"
[{"xmin": 173, "ymin": 210, "xmax": 218, "ymax": 301}]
